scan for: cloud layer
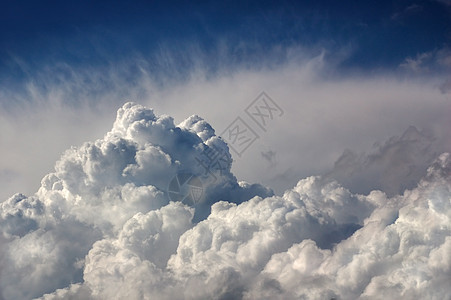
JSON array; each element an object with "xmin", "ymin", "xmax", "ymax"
[{"xmin": 0, "ymin": 103, "xmax": 449, "ymax": 299}]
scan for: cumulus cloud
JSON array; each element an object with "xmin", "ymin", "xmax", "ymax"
[
  {"xmin": 0, "ymin": 103, "xmax": 271, "ymax": 299},
  {"xmin": 246, "ymin": 153, "xmax": 451, "ymax": 299},
  {"xmin": 0, "ymin": 103, "xmax": 449, "ymax": 299}
]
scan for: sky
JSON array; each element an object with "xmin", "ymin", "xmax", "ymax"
[{"xmin": 0, "ymin": 1, "xmax": 450, "ymax": 299}]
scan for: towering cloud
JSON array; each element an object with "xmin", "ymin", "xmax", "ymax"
[
  {"xmin": 0, "ymin": 103, "xmax": 449, "ymax": 299},
  {"xmin": 0, "ymin": 103, "xmax": 271, "ymax": 299}
]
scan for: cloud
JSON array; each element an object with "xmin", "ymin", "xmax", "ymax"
[
  {"xmin": 0, "ymin": 103, "xmax": 271, "ymax": 299},
  {"xmin": 325, "ymin": 126, "xmax": 442, "ymax": 196},
  {"xmin": 37, "ymin": 153, "xmax": 450, "ymax": 300},
  {"xmin": 399, "ymin": 52, "xmax": 434, "ymax": 73},
  {"xmin": 439, "ymin": 78, "xmax": 451, "ymax": 94},
  {"xmin": 0, "ymin": 103, "xmax": 449, "ymax": 299},
  {"xmin": 246, "ymin": 153, "xmax": 451, "ymax": 299},
  {"xmin": 399, "ymin": 47, "xmax": 451, "ymax": 74},
  {"xmin": 391, "ymin": 4, "xmax": 423, "ymax": 21},
  {"xmin": 1, "ymin": 44, "xmax": 450, "ymax": 201},
  {"xmin": 261, "ymin": 150, "xmax": 277, "ymax": 165}
]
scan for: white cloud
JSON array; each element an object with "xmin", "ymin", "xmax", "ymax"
[
  {"xmin": 1, "ymin": 103, "xmax": 449, "ymax": 299},
  {"xmin": 0, "ymin": 103, "xmax": 272, "ymax": 299},
  {"xmin": 245, "ymin": 153, "xmax": 451, "ymax": 299},
  {"xmin": 0, "ymin": 46, "xmax": 450, "ymax": 299},
  {"xmin": 82, "ymin": 202, "xmax": 193, "ymax": 300},
  {"xmin": 34, "ymin": 150, "xmax": 450, "ymax": 300}
]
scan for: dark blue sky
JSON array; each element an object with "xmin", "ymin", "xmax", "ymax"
[{"xmin": 1, "ymin": 0, "xmax": 450, "ymax": 84}]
